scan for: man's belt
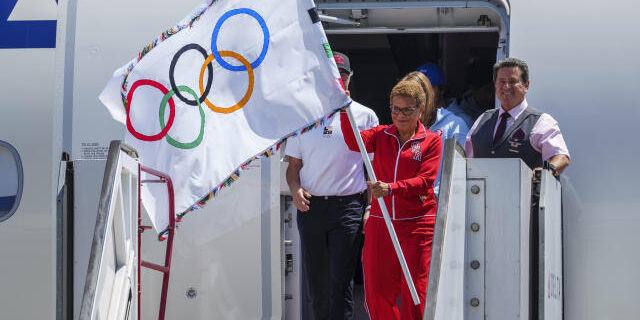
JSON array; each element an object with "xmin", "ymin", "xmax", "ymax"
[{"xmin": 309, "ymin": 191, "xmax": 365, "ymax": 201}]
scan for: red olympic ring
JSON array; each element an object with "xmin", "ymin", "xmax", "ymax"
[{"xmin": 126, "ymin": 79, "xmax": 176, "ymax": 141}]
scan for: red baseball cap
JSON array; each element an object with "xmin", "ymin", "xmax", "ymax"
[{"xmin": 333, "ymin": 52, "xmax": 351, "ymax": 73}]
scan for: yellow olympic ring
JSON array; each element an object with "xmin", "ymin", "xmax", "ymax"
[{"xmin": 199, "ymin": 51, "xmax": 254, "ymax": 114}]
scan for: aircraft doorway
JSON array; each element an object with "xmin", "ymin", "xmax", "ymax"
[
  {"xmin": 295, "ymin": 30, "xmax": 502, "ymax": 320},
  {"xmin": 327, "ymin": 31, "xmax": 500, "ymax": 125}
]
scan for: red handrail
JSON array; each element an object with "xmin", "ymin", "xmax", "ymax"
[{"xmin": 138, "ymin": 164, "xmax": 176, "ymax": 320}]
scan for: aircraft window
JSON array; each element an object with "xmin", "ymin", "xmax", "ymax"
[{"xmin": 0, "ymin": 141, "xmax": 23, "ymax": 223}]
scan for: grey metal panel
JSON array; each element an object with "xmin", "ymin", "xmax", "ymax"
[
  {"xmin": 73, "ymin": 159, "xmax": 108, "ymax": 320},
  {"xmin": 58, "ymin": 0, "xmax": 78, "ymax": 155},
  {"xmin": 424, "ymin": 139, "xmax": 467, "ymax": 320},
  {"xmin": 268, "ymin": 154, "xmax": 284, "ymax": 319},
  {"xmin": 464, "ymin": 178, "xmax": 486, "ymax": 319},
  {"xmin": 326, "ymin": 27, "xmax": 500, "ymax": 34},
  {"xmin": 315, "ymin": 0, "xmax": 510, "ymax": 40},
  {"xmin": 467, "ymin": 159, "xmax": 531, "ymax": 320},
  {"xmin": 518, "ymin": 160, "xmax": 532, "ymax": 320},
  {"xmin": 538, "ymin": 171, "xmax": 563, "ymax": 319},
  {"xmin": 261, "ymin": 157, "xmax": 272, "ymax": 319},
  {"xmin": 315, "ymin": 0, "xmax": 506, "ymax": 11}
]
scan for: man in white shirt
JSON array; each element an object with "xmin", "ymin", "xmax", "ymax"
[
  {"xmin": 286, "ymin": 52, "xmax": 379, "ymax": 320},
  {"xmin": 464, "ymin": 57, "xmax": 570, "ymax": 176}
]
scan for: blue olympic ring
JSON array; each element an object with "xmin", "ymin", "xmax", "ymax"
[{"xmin": 211, "ymin": 8, "xmax": 270, "ymax": 72}]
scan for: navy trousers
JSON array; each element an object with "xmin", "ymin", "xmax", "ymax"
[{"xmin": 297, "ymin": 193, "xmax": 365, "ymax": 320}]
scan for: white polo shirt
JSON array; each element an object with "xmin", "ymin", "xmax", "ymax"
[{"xmin": 285, "ymin": 101, "xmax": 378, "ymax": 196}]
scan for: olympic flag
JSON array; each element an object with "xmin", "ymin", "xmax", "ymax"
[{"xmin": 99, "ymin": 0, "xmax": 349, "ymax": 235}]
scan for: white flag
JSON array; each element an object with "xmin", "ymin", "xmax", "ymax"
[{"xmin": 99, "ymin": 0, "xmax": 349, "ymax": 235}]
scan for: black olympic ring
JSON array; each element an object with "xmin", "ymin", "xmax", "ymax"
[{"xmin": 169, "ymin": 43, "xmax": 213, "ymax": 106}]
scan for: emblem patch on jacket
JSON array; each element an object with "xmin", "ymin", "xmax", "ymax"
[
  {"xmin": 511, "ymin": 128, "xmax": 525, "ymax": 140},
  {"xmin": 508, "ymin": 128, "xmax": 526, "ymax": 152},
  {"xmin": 410, "ymin": 141, "xmax": 422, "ymax": 161}
]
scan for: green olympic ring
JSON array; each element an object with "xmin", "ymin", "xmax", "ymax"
[{"xmin": 159, "ymin": 85, "xmax": 206, "ymax": 149}]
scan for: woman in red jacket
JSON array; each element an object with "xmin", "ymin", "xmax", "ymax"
[{"xmin": 341, "ymin": 80, "xmax": 441, "ymax": 320}]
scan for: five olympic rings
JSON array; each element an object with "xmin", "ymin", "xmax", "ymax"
[{"xmin": 125, "ymin": 8, "xmax": 269, "ymax": 149}]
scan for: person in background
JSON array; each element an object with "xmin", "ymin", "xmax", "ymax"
[
  {"xmin": 415, "ymin": 63, "xmax": 447, "ymax": 112},
  {"xmin": 401, "ymin": 71, "xmax": 436, "ymax": 128},
  {"xmin": 340, "ymin": 80, "xmax": 442, "ymax": 320},
  {"xmin": 285, "ymin": 51, "xmax": 379, "ymax": 320},
  {"xmin": 409, "ymin": 65, "xmax": 469, "ymax": 196},
  {"xmin": 447, "ymin": 57, "xmax": 495, "ymax": 128},
  {"xmin": 465, "ymin": 57, "xmax": 570, "ymax": 176}
]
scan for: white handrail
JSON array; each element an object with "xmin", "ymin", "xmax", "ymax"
[{"xmin": 79, "ymin": 141, "xmax": 139, "ymax": 320}]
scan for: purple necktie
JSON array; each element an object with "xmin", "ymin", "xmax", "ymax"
[{"xmin": 493, "ymin": 112, "xmax": 511, "ymax": 145}]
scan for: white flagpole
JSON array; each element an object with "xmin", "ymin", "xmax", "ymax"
[{"xmin": 344, "ymin": 104, "xmax": 420, "ymax": 305}]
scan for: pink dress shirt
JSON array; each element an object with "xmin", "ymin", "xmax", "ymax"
[{"xmin": 464, "ymin": 99, "xmax": 570, "ymax": 161}]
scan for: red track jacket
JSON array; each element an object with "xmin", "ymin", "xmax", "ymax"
[{"xmin": 341, "ymin": 111, "xmax": 442, "ymax": 220}]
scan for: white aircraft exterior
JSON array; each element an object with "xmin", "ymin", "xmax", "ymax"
[{"xmin": 0, "ymin": 0, "xmax": 638, "ymax": 319}]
